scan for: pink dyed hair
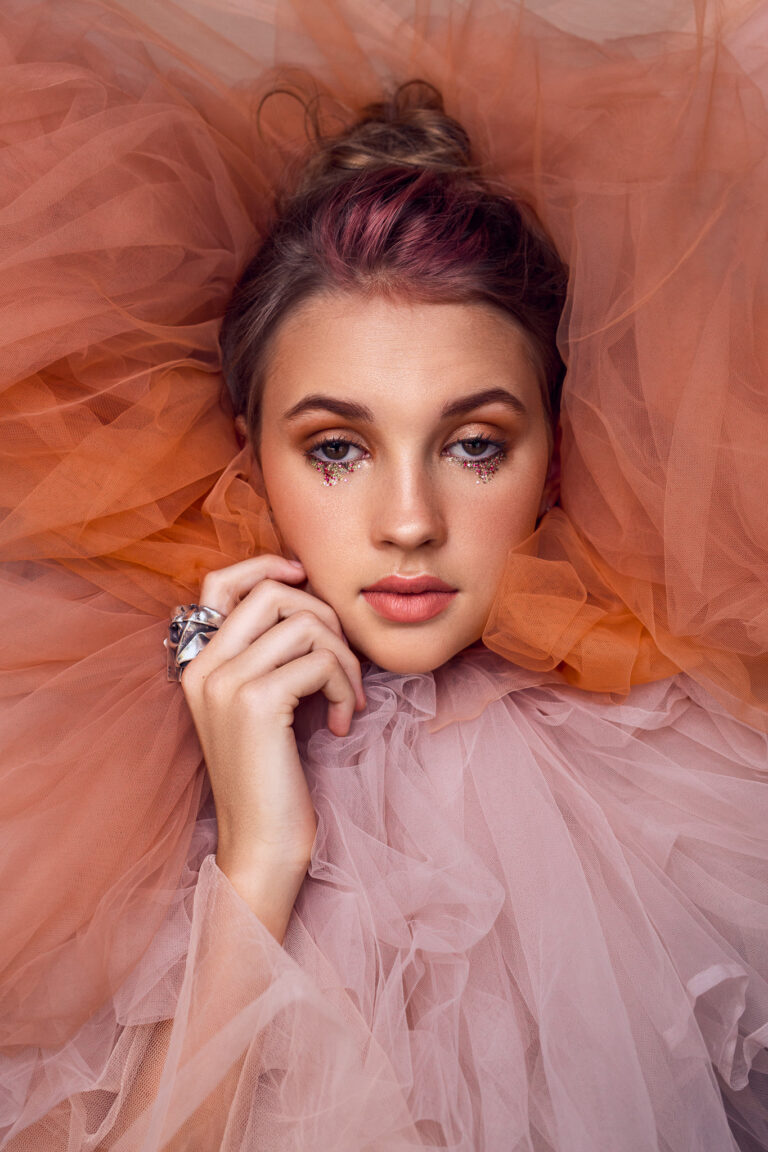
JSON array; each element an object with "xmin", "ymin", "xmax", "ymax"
[{"xmin": 220, "ymin": 85, "xmax": 567, "ymax": 442}]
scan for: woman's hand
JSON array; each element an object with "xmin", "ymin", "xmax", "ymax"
[{"xmin": 180, "ymin": 554, "xmax": 366, "ymax": 886}]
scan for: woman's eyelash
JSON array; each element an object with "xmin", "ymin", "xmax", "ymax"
[
  {"xmin": 444, "ymin": 434, "xmax": 505, "ymax": 462},
  {"xmin": 307, "ymin": 436, "xmax": 367, "ymax": 464},
  {"xmin": 304, "ymin": 434, "xmax": 507, "ymax": 486}
]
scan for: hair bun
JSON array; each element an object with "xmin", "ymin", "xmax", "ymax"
[
  {"xmin": 322, "ymin": 80, "xmax": 473, "ymax": 175},
  {"xmin": 277, "ymin": 79, "xmax": 476, "ymax": 198}
]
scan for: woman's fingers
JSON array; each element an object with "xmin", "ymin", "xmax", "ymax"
[
  {"xmin": 210, "ymin": 578, "xmax": 345, "ymax": 656},
  {"xmin": 201, "ymin": 610, "xmax": 365, "ymax": 726},
  {"xmin": 256, "ymin": 648, "xmax": 360, "ymax": 738},
  {"xmin": 190, "ymin": 576, "xmax": 361, "ymax": 695},
  {"xmin": 197, "ymin": 554, "xmax": 308, "ymax": 618},
  {"xmin": 183, "ymin": 555, "xmax": 366, "ymax": 717}
]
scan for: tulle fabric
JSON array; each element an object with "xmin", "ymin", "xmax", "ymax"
[
  {"xmin": 1, "ymin": 0, "xmax": 767, "ymax": 1148},
  {"xmin": 3, "ymin": 648, "xmax": 768, "ymax": 1149}
]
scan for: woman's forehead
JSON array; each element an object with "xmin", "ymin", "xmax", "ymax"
[{"xmin": 261, "ymin": 293, "xmax": 543, "ymax": 421}]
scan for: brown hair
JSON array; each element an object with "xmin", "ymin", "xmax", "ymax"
[{"xmin": 220, "ymin": 80, "xmax": 568, "ymax": 445}]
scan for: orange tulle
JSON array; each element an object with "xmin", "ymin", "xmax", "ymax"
[{"xmin": 1, "ymin": 0, "xmax": 767, "ymax": 1148}]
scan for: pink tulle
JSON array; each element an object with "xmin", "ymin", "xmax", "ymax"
[{"xmin": 4, "ymin": 648, "xmax": 768, "ymax": 1149}]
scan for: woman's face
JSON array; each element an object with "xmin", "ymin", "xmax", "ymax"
[{"xmin": 243, "ymin": 292, "xmax": 556, "ymax": 674}]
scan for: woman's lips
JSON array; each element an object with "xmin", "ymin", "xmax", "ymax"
[{"xmin": 361, "ymin": 589, "xmax": 457, "ymax": 623}]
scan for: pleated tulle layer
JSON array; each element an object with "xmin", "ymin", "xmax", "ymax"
[
  {"xmin": 1, "ymin": 0, "xmax": 767, "ymax": 1148},
  {"xmin": 3, "ymin": 647, "xmax": 767, "ymax": 1150}
]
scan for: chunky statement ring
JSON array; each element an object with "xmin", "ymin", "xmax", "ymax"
[{"xmin": 164, "ymin": 603, "xmax": 226, "ymax": 681}]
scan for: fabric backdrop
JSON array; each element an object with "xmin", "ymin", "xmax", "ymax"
[{"xmin": 0, "ymin": 0, "xmax": 766, "ymax": 1148}]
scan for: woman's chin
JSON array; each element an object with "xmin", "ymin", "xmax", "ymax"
[{"xmin": 345, "ymin": 630, "xmax": 483, "ymax": 676}]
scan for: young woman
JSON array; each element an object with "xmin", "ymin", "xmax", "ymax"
[{"xmin": 1, "ymin": 1, "xmax": 766, "ymax": 1150}]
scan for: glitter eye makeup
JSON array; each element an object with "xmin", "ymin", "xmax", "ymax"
[
  {"xmin": 446, "ymin": 451, "xmax": 506, "ymax": 483},
  {"xmin": 308, "ymin": 455, "xmax": 366, "ymax": 486},
  {"xmin": 305, "ymin": 436, "xmax": 368, "ymax": 486},
  {"xmin": 305, "ymin": 432, "xmax": 507, "ymax": 487},
  {"xmin": 443, "ymin": 435, "xmax": 506, "ymax": 483}
]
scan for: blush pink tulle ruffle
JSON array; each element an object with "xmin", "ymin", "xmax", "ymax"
[
  {"xmin": 4, "ymin": 649, "xmax": 768, "ymax": 1149},
  {"xmin": 1, "ymin": 0, "xmax": 767, "ymax": 1148}
]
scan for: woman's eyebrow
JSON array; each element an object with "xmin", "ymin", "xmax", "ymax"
[{"xmin": 281, "ymin": 387, "xmax": 528, "ymax": 423}]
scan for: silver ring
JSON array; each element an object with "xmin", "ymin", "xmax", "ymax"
[{"xmin": 164, "ymin": 603, "xmax": 226, "ymax": 681}]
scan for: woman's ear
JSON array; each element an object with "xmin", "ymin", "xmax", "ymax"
[
  {"xmin": 234, "ymin": 413, "xmax": 249, "ymax": 445},
  {"xmin": 234, "ymin": 414, "xmax": 267, "ymax": 499}
]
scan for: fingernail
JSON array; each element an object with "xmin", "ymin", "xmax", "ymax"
[{"xmin": 287, "ymin": 558, "xmax": 304, "ymax": 567}]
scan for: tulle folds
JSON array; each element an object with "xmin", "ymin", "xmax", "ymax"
[
  {"xmin": 3, "ymin": 650, "xmax": 768, "ymax": 1149},
  {"xmin": 0, "ymin": 0, "xmax": 767, "ymax": 1148}
]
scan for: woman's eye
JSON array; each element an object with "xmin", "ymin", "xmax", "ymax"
[
  {"xmin": 304, "ymin": 433, "xmax": 507, "ymax": 487},
  {"xmin": 308, "ymin": 437, "xmax": 366, "ymax": 464},
  {"xmin": 305, "ymin": 437, "xmax": 369, "ymax": 486},
  {"xmin": 444, "ymin": 436, "xmax": 505, "ymax": 461},
  {"xmin": 443, "ymin": 435, "xmax": 507, "ymax": 483}
]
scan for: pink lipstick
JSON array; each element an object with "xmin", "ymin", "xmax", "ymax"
[{"xmin": 361, "ymin": 574, "xmax": 458, "ymax": 623}]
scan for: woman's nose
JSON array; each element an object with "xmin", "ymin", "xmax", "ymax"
[{"xmin": 369, "ymin": 460, "xmax": 447, "ymax": 550}]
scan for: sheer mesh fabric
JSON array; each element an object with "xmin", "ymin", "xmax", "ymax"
[{"xmin": 1, "ymin": 0, "xmax": 767, "ymax": 1148}]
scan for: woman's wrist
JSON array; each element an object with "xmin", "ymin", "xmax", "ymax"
[{"xmin": 214, "ymin": 841, "xmax": 310, "ymax": 944}]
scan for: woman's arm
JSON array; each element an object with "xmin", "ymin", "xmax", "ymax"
[{"xmin": 94, "ymin": 552, "xmax": 365, "ymax": 1150}]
